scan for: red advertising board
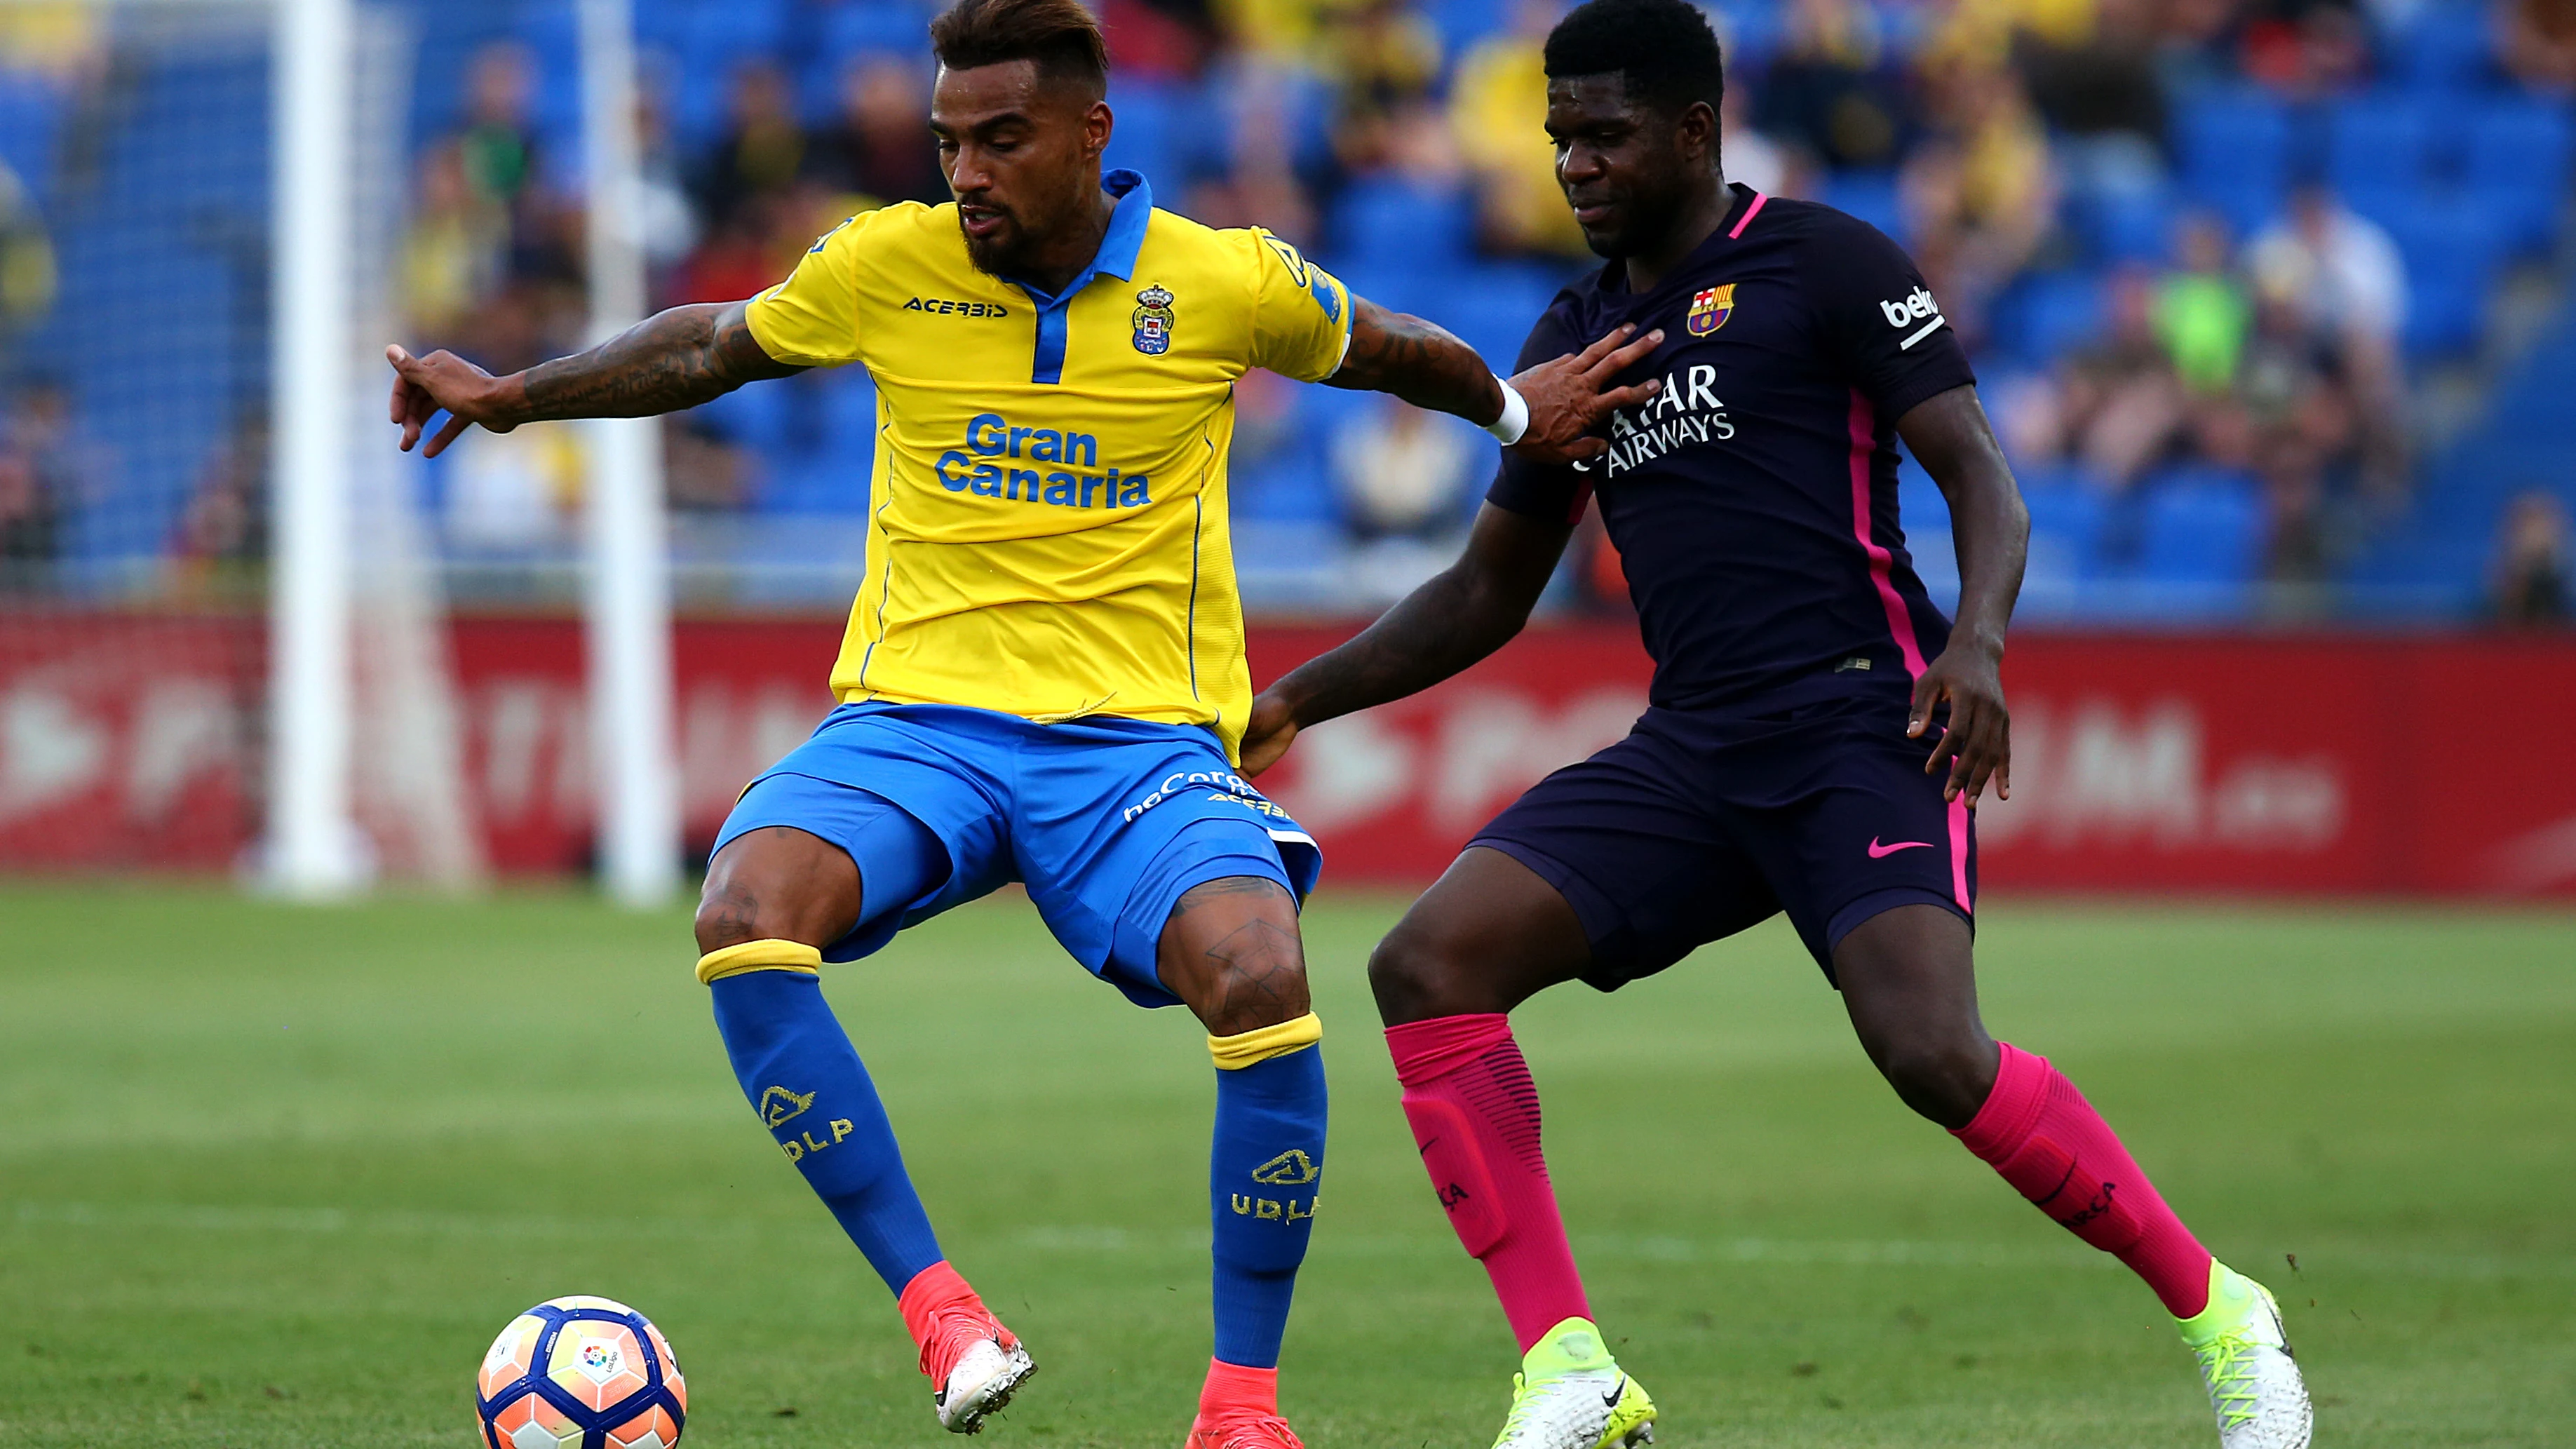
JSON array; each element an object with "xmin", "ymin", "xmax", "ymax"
[
  {"xmin": 0, "ymin": 613, "xmax": 266, "ymax": 871},
  {"xmin": 4, "ymin": 612, "xmax": 2571, "ymax": 897},
  {"xmin": 1246, "ymin": 627, "xmax": 2576, "ymax": 897}
]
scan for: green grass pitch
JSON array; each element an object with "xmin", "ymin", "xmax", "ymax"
[{"xmin": 2, "ymin": 884, "xmax": 2570, "ymax": 1447}]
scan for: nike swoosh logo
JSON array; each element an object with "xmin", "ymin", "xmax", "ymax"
[
  {"xmin": 1601, "ymin": 1375, "xmax": 1627, "ymax": 1410},
  {"xmin": 1867, "ymin": 837, "xmax": 1935, "ymax": 858}
]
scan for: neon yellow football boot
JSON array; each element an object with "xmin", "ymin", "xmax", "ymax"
[
  {"xmin": 1488, "ymin": 1317, "xmax": 1655, "ymax": 1449},
  {"xmin": 2179, "ymin": 1261, "xmax": 2312, "ymax": 1449}
]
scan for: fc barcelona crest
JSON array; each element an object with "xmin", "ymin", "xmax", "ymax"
[
  {"xmin": 1687, "ymin": 283, "xmax": 1735, "ymax": 336},
  {"xmin": 1132, "ymin": 284, "xmax": 1176, "ymax": 355}
]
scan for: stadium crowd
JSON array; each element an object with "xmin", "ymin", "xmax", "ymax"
[{"xmin": 0, "ymin": 0, "xmax": 2570, "ymax": 619}]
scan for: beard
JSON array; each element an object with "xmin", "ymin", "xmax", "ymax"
[
  {"xmin": 1579, "ymin": 184, "xmax": 1687, "ymax": 261},
  {"xmin": 957, "ymin": 207, "xmax": 1036, "ymax": 279}
]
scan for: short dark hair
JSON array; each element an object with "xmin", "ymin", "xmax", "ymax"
[
  {"xmin": 1544, "ymin": 0, "xmax": 1725, "ymax": 119},
  {"xmin": 930, "ymin": 0, "xmax": 1110, "ymax": 92}
]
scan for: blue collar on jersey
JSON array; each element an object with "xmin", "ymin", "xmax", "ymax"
[{"xmin": 1009, "ymin": 168, "xmax": 1152, "ymax": 385}]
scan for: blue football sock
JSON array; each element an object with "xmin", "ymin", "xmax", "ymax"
[
  {"xmin": 710, "ymin": 969, "xmax": 945, "ymax": 1295},
  {"xmin": 1208, "ymin": 1032, "xmax": 1328, "ymax": 1368}
]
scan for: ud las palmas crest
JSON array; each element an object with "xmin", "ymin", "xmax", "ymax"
[
  {"xmin": 1132, "ymin": 284, "xmax": 1176, "ymax": 354},
  {"xmin": 1687, "ymin": 282, "xmax": 1736, "ymax": 336}
]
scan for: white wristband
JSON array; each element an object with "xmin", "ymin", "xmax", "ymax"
[{"xmin": 1483, "ymin": 377, "xmax": 1530, "ymax": 446}]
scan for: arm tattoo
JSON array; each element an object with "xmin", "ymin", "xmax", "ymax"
[
  {"xmin": 1327, "ymin": 297, "xmax": 1502, "ymax": 424},
  {"xmin": 514, "ymin": 302, "xmax": 804, "ymax": 424}
]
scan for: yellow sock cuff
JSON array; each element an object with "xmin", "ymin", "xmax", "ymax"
[
  {"xmin": 1208, "ymin": 1012, "xmax": 1322, "ymax": 1070},
  {"xmin": 696, "ymin": 939, "xmax": 824, "ymax": 985}
]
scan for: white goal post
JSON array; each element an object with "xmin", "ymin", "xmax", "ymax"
[
  {"xmin": 262, "ymin": 0, "xmax": 679, "ymax": 903},
  {"xmin": 266, "ymin": 0, "xmax": 361, "ymax": 896},
  {"xmin": 574, "ymin": 0, "xmax": 681, "ymax": 908}
]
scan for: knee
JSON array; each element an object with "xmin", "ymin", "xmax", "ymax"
[
  {"xmin": 693, "ymin": 884, "xmax": 765, "ymax": 957},
  {"xmin": 1861, "ymin": 1025, "xmax": 1999, "ymax": 1130},
  {"xmin": 1206, "ymin": 951, "xmax": 1311, "ymax": 1035},
  {"xmin": 1367, "ymin": 923, "xmax": 1478, "ymax": 1025},
  {"xmin": 1164, "ymin": 877, "xmax": 1311, "ymax": 1036}
]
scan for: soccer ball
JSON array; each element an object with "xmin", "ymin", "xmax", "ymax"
[{"xmin": 476, "ymin": 1295, "xmax": 687, "ymax": 1449}]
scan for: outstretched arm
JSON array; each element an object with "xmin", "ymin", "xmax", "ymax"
[
  {"xmin": 1894, "ymin": 383, "xmax": 2029, "ymax": 804},
  {"xmin": 1239, "ymin": 501, "xmax": 1574, "ymax": 775},
  {"xmin": 386, "ymin": 299, "xmax": 804, "ymax": 457},
  {"xmin": 1326, "ymin": 296, "xmax": 1666, "ymax": 465}
]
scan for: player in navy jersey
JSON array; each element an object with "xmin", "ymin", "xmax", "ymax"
[{"xmin": 1241, "ymin": 3, "xmax": 2312, "ymax": 1448}]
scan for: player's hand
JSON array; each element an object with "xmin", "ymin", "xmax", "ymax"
[
  {"xmin": 386, "ymin": 344, "xmax": 519, "ymax": 458},
  {"xmin": 1908, "ymin": 642, "xmax": 2010, "ymax": 804},
  {"xmin": 1238, "ymin": 690, "xmax": 1300, "ymax": 778},
  {"xmin": 1507, "ymin": 323, "xmax": 1666, "ymax": 465}
]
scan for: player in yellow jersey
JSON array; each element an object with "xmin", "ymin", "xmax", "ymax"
[{"xmin": 384, "ymin": 1, "xmax": 1659, "ymax": 1445}]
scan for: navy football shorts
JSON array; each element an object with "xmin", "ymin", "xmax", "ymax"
[
  {"xmin": 713, "ymin": 701, "xmax": 1321, "ymax": 1009},
  {"xmin": 1471, "ymin": 694, "xmax": 1975, "ymax": 988}
]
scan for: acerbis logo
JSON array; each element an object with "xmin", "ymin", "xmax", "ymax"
[
  {"xmin": 1250, "ymin": 1150, "xmax": 1320, "ymax": 1185},
  {"xmin": 1878, "ymin": 285, "xmax": 1941, "ymax": 328},
  {"xmin": 903, "ymin": 296, "xmax": 1009, "ymax": 318},
  {"xmin": 757, "ymin": 1084, "xmax": 815, "ymax": 1128}
]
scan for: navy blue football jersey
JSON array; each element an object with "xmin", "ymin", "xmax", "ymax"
[{"xmin": 1490, "ymin": 184, "xmax": 1976, "ymax": 713}]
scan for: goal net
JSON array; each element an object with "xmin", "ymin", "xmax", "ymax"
[{"xmin": 0, "ymin": 0, "xmax": 481, "ymax": 887}]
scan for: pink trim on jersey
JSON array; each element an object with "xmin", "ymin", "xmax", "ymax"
[
  {"xmin": 1727, "ymin": 191, "xmax": 1769, "ymax": 239},
  {"xmin": 1946, "ymin": 794, "xmax": 1973, "ymax": 912},
  {"xmin": 1846, "ymin": 390, "xmax": 1929, "ymax": 678}
]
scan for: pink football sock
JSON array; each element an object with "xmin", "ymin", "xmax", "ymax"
[
  {"xmin": 1955, "ymin": 1042, "xmax": 2215, "ymax": 1317},
  {"xmin": 1385, "ymin": 1014, "xmax": 1591, "ymax": 1352}
]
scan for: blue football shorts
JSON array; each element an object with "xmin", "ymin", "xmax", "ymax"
[{"xmin": 711, "ymin": 701, "xmax": 1321, "ymax": 1009}]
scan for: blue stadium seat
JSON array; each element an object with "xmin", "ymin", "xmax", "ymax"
[
  {"xmin": 1102, "ymin": 80, "xmax": 1223, "ymax": 189},
  {"xmin": 761, "ymin": 453, "xmax": 872, "ymax": 514},
  {"xmin": 2385, "ymin": 205, "xmax": 2509, "ymax": 356},
  {"xmin": 0, "ymin": 70, "xmax": 65, "ymax": 200},
  {"xmin": 800, "ymin": 6, "xmax": 936, "ymax": 123},
  {"xmin": 1232, "ymin": 443, "xmax": 1337, "ymax": 525},
  {"xmin": 1101, "ymin": 80, "xmax": 1177, "ymax": 184},
  {"xmin": 1821, "ymin": 169, "xmax": 1904, "ymax": 242},
  {"xmin": 2005, "ymin": 270, "xmax": 2107, "ymax": 361},
  {"xmin": 689, "ymin": 382, "xmax": 797, "ymax": 458},
  {"xmin": 2386, "ymin": 1, "xmax": 2495, "ymax": 92},
  {"xmin": 636, "ymin": 0, "xmax": 791, "ymax": 62},
  {"xmin": 1428, "ymin": 264, "xmax": 1567, "ymax": 372},
  {"xmin": 2194, "ymin": 177, "xmax": 2286, "ymax": 238},
  {"xmin": 2022, "ymin": 476, "xmax": 2108, "ymax": 560},
  {"xmin": 2173, "ymin": 88, "xmax": 2293, "ymax": 202},
  {"xmin": 817, "ymin": 2, "xmax": 931, "ymax": 64},
  {"xmin": 818, "ymin": 368, "xmax": 879, "ymax": 457},
  {"xmin": 2073, "ymin": 181, "xmax": 2178, "ymax": 264},
  {"xmin": 1429, "ymin": 0, "xmax": 1511, "ymax": 60},
  {"xmin": 637, "ymin": 0, "xmax": 795, "ymax": 147},
  {"xmin": 2016, "ymin": 478, "xmax": 2107, "ymax": 607},
  {"xmin": 1709, "ymin": 0, "xmax": 1786, "ymax": 74},
  {"xmin": 2136, "ymin": 469, "xmax": 2264, "ymax": 584},
  {"xmin": 2465, "ymin": 98, "xmax": 2575, "ymax": 255},
  {"xmin": 1330, "ymin": 175, "xmax": 1476, "ymax": 281},
  {"xmin": 2326, "ymin": 93, "xmax": 2440, "ymax": 198}
]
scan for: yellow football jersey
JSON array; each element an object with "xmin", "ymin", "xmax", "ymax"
[{"xmin": 743, "ymin": 171, "xmax": 1351, "ymax": 760}]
